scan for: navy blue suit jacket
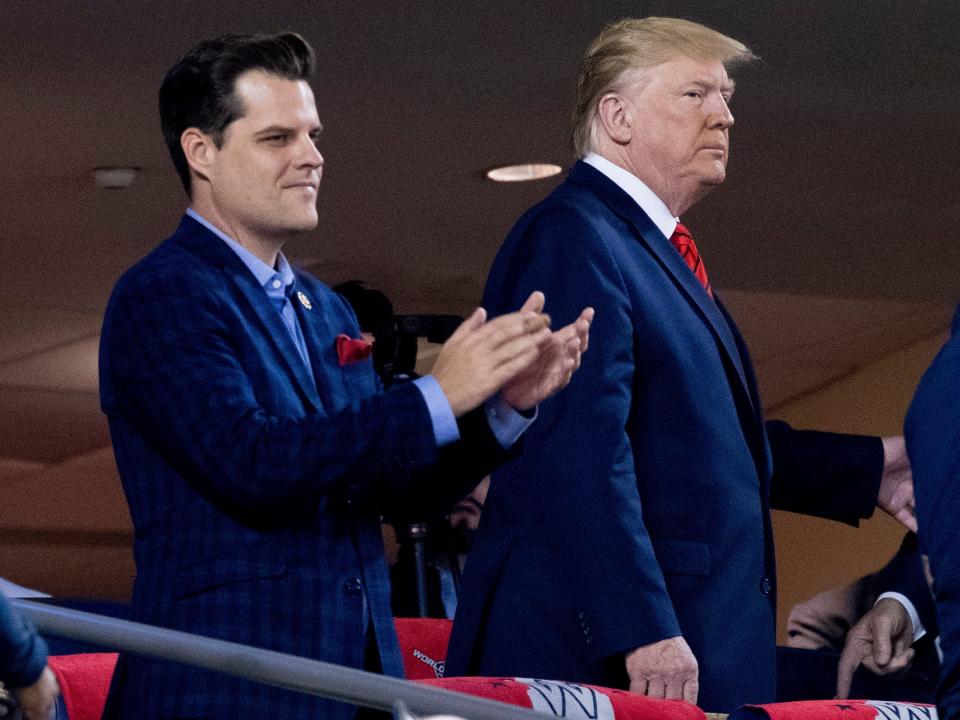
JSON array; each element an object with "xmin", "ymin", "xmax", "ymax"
[
  {"xmin": 99, "ymin": 215, "xmax": 507, "ymax": 719},
  {"xmin": 446, "ymin": 162, "xmax": 882, "ymax": 713},
  {"xmin": 906, "ymin": 304, "xmax": 960, "ymax": 720}
]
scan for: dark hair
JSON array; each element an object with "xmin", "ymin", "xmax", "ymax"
[{"xmin": 159, "ymin": 32, "xmax": 315, "ymax": 196}]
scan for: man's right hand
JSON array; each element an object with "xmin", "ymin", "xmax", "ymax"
[
  {"xmin": 836, "ymin": 597, "xmax": 915, "ymax": 699},
  {"xmin": 16, "ymin": 666, "xmax": 59, "ymax": 720},
  {"xmin": 431, "ymin": 292, "xmax": 553, "ymax": 416},
  {"xmin": 625, "ymin": 636, "xmax": 699, "ymax": 705}
]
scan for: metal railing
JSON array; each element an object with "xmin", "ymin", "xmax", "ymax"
[{"xmin": 12, "ymin": 599, "xmax": 552, "ymax": 720}]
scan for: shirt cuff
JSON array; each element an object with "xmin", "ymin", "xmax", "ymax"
[
  {"xmin": 484, "ymin": 394, "xmax": 537, "ymax": 449},
  {"xmin": 877, "ymin": 591, "xmax": 926, "ymax": 642},
  {"xmin": 413, "ymin": 375, "xmax": 460, "ymax": 447}
]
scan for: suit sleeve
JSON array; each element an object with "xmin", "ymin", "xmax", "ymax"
[
  {"xmin": 100, "ymin": 266, "xmax": 445, "ymax": 509},
  {"xmin": 382, "ymin": 404, "xmax": 520, "ymax": 523},
  {"xmin": 484, "ymin": 204, "xmax": 681, "ymax": 660},
  {"xmin": 876, "ymin": 533, "xmax": 937, "ymax": 638},
  {"xmin": 0, "ymin": 595, "xmax": 46, "ymax": 689},
  {"xmin": 323, "ymin": 291, "xmax": 518, "ymax": 520},
  {"xmin": 766, "ymin": 419, "xmax": 882, "ymax": 524}
]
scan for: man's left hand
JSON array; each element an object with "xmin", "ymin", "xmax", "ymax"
[
  {"xmin": 878, "ymin": 436, "xmax": 917, "ymax": 532},
  {"xmin": 501, "ymin": 294, "xmax": 593, "ymax": 411}
]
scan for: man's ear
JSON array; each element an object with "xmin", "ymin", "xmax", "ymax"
[
  {"xmin": 181, "ymin": 128, "xmax": 216, "ymax": 184},
  {"xmin": 596, "ymin": 93, "xmax": 633, "ymax": 145}
]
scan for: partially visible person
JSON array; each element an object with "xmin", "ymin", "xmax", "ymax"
[
  {"xmin": 391, "ymin": 477, "xmax": 489, "ymax": 619},
  {"xmin": 0, "ymin": 591, "xmax": 58, "ymax": 720},
  {"xmin": 782, "ymin": 533, "xmax": 938, "ymax": 702},
  {"xmin": 789, "ymin": 533, "xmax": 934, "ymax": 656},
  {"xmin": 332, "ymin": 280, "xmax": 485, "ymax": 618},
  {"xmin": 834, "ymin": 598, "xmax": 939, "ymax": 702},
  {"xmin": 448, "ymin": 476, "xmax": 489, "ymax": 543},
  {"xmin": 904, "ymin": 306, "xmax": 960, "ymax": 719}
]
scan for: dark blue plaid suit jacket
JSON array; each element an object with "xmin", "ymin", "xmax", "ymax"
[{"xmin": 99, "ymin": 215, "xmax": 505, "ymax": 719}]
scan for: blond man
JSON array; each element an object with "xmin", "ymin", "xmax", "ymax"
[{"xmin": 447, "ymin": 17, "xmax": 914, "ymax": 713}]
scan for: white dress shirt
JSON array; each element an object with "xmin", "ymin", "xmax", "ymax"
[{"xmin": 583, "ymin": 152, "xmax": 679, "ymax": 239}]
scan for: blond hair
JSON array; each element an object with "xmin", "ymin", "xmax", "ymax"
[{"xmin": 572, "ymin": 17, "xmax": 756, "ymax": 157}]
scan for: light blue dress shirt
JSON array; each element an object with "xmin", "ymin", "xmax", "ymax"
[{"xmin": 185, "ymin": 209, "xmax": 531, "ymax": 448}]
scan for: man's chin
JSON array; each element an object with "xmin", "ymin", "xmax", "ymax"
[
  {"xmin": 698, "ymin": 169, "xmax": 726, "ymax": 189},
  {"xmin": 705, "ymin": 161, "xmax": 727, "ymax": 183},
  {"xmin": 262, "ymin": 216, "xmax": 319, "ymax": 242},
  {"xmin": 287, "ymin": 211, "xmax": 320, "ymax": 233}
]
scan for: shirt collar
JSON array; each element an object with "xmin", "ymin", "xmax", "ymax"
[
  {"xmin": 186, "ymin": 208, "xmax": 295, "ymax": 292},
  {"xmin": 583, "ymin": 153, "xmax": 678, "ymax": 239}
]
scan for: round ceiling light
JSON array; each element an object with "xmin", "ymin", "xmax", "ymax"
[
  {"xmin": 91, "ymin": 166, "xmax": 140, "ymax": 189},
  {"xmin": 486, "ymin": 163, "xmax": 562, "ymax": 183}
]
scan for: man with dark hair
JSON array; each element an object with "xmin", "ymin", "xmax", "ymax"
[
  {"xmin": 158, "ymin": 33, "xmax": 318, "ymax": 197},
  {"xmin": 100, "ymin": 33, "xmax": 591, "ymax": 719},
  {"xmin": 0, "ymin": 593, "xmax": 58, "ymax": 720}
]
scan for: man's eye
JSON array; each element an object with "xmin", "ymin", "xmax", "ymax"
[
  {"xmin": 684, "ymin": 91, "xmax": 702, "ymax": 99},
  {"xmin": 264, "ymin": 135, "xmax": 287, "ymax": 144}
]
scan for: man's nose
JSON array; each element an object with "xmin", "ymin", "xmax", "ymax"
[
  {"xmin": 297, "ymin": 136, "xmax": 323, "ymax": 168},
  {"xmin": 710, "ymin": 97, "xmax": 734, "ymax": 129}
]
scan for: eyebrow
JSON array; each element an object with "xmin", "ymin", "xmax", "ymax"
[
  {"xmin": 687, "ymin": 78, "xmax": 736, "ymax": 94},
  {"xmin": 254, "ymin": 123, "xmax": 324, "ymax": 138}
]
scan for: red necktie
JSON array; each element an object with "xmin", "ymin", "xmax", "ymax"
[{"xmin": 670, "ymin": 222, "xmax": 713, "ymax": 298}]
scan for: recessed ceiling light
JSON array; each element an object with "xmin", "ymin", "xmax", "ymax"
[
  {"xmin": 486, "ymin": 163, "xmax": 562, "ymax": 183},
  {"xmin": 91, "ymin": 166, "xmax": 140, "ymax": 189}
]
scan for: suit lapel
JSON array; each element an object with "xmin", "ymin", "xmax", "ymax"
[
  {"xmin": 714, "ymin": 296, "xmax": 764, "ymax": 423},
  {"xmin": 172, "ymin": 216, "xmax": 322, "ymax": 411},
  {"xmin": 567, "ymin": 162, "xmax": 752, "ymax": 403},
  {"xmin": 715, "ymin": 296, "xmax": 774, "ymax": 480},
  {"xmin": 229, "ymin": 272, "xmax": 322, "ymax": 409}
]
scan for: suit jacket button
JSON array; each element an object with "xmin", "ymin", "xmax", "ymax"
[
  {"xmin": 760, "ymin": 577, "xmax": 772, "ymax": 595},
  {"xmin": 344, "ymin": 577, "xmax": 363, "ymax": 594}
]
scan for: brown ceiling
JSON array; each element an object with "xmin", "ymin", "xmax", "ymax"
[{"xmin": 0, "ymin": 1, "xmax": 957, "ymax": 479}]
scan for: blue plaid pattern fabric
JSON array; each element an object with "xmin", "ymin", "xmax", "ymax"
[{"xmin": 99, "ymin": 216, "xmax": 505, "ymax": 719}]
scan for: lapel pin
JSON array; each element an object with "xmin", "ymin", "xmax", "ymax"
[{"xmin": 297, "ymin": 291, "xmax": 313, "ymax": 310}]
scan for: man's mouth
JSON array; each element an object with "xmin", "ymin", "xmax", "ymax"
[{"xmin": 284, "ymin": 180, "xmax": 319, "ymax": 191}]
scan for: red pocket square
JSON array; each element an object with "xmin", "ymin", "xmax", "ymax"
[{"xmin": 336, "ymin": 333, "xmax": 373, "ymax": 367}]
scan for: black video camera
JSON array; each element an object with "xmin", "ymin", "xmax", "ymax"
[
  {"xmin": 331, "ymin": 281, "xmax": 462, "ymax": 388},
  {"xmin": 379, "ymin": 314, "xmax": 462, "ymax": 387}
]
